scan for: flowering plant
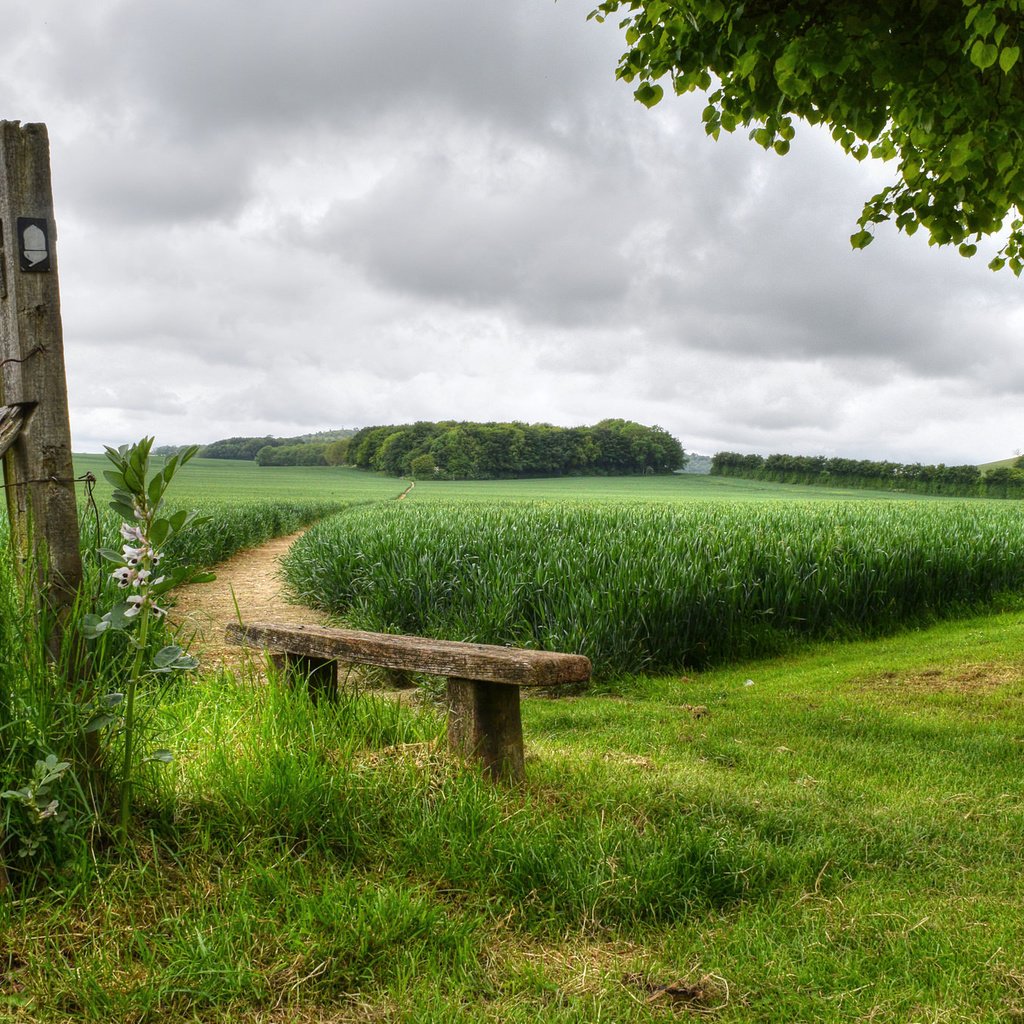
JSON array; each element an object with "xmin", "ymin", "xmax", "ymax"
[{"xmin": 81, "ymin": 437, "xmax": 214, "ymax": 839}]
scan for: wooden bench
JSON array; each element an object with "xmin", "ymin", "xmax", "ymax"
[{"xmin": 225, "ymin": 622, "xmax": 591, "ymax": 783}]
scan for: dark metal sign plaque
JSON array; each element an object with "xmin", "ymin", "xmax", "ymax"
[{"xmin": 17, "ymin": 217, "xmax": 50, "ymax": 272}]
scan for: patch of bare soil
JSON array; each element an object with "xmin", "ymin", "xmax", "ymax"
[
  {"xmin": 624, "ymin": 971, "xmax": 731, "ymax": 1013},
  {"xmin": 170, "ymin": 530, "xmax": 330, "ymax": 668},
  {"xmin": 858, "ymin": 662, "xmax": 1024, "ymax": 695}
]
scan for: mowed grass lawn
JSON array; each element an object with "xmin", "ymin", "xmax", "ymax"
[
  {"xmin": 5, "ymin": 611, "xmax": 1024, "ymax": 1022},
  {"xmin": 7, "ymin": 458, "xmax": 1021, "ymax": 1021}
]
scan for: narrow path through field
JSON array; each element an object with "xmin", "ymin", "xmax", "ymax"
[{"xmin": 170, "ymin": 530, "xmax": 330, "ymax": 667}]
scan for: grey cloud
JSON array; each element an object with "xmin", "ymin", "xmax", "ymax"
[
  {"xmin": 58, "ymin": 131, "xmax": 254, "ymax": 225},
  {"xmin": 321, "ymin": 138, "xmax": 638, "ymax": 325},
  {"xmin": 44, "ymin": 0, "xmax": 614, "ymax": 141}
]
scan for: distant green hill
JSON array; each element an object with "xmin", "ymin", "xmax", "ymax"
[{"xmin": 978, "ymin": 456, "xmax": 1021, "ymax": 474}]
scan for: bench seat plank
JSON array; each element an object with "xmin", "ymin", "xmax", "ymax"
[{"xmin": 225, "ymin": 622, "xmax": 591, "ymax": 687}]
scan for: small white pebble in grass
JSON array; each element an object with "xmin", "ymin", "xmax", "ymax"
[{"xmin": 743, "ymin": 679, "xmax": 754, "ymax": 687}]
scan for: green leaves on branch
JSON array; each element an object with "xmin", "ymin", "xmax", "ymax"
[{"xmin": 591, "ymin": 0, "xmax": 1024, "ymax": 271}]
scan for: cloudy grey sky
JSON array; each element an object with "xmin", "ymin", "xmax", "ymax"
[{"xmin": 2, "ymin": 0, "xmax": 1022, "ymax": 463}]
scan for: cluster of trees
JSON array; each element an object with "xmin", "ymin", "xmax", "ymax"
[
  {"xmin": 711, "ymin": 451, "xmax": 1022, "ymax": 498},
  {"xmin": 348, "ymin": 420, "xmax": 687, "ymax": 479},
  {"xmin": 199, "ymin": 431, "xmax": 353, "ymax": 466},
  {"xmin": 985, "ymin": 465, "xmax": 1024, "ymax": 497},
  {"xmin": 257, "ymin": 442, "xmax": 328, "ymax": 466}
]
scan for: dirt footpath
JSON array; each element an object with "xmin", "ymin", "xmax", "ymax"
[{"xmin": 170, "ymin": 530, "xmax": 330, "ymax": 667}]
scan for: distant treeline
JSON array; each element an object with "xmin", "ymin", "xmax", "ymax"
[
  {"xmin": 712, "ymin": 451, "xmax": 1024, "ymax": 498},
  {"xmin": 348, "ymin": 419, "xmax": 687, "ymax": 479},
  {"xmin": 199, "ymin": 430, "xmax": 355, "ymax": 466},
  {"xmin": 679, "ymin": 452, "xmax": 712, "ymax": 475}
]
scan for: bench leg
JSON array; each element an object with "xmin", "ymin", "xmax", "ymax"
[
  {"xmin": 447, "ymin": 678, "xmax": 525, "ymax": 783},
  {"xmin": 281, "ymin": 653, "xmax": 338, "ymax": 702}
]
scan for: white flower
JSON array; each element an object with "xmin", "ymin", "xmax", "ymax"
[
  {"xmin": 37, "ymin": 799, "xmax": 59, "ymax": 821},
  {"xmin": 122, "ymin": 593, "xmax": 165, "ymax": 619},
  {"xmin": 111, "ymin": 567, "xmax": 133, "ymax": 588},
  {"xmin": 121, "ymin": 544, "xmax": 149, "ymax": 566},
  {"xmin": 120, "ymin": 523, "xmax": 145, "ymax": 543}
]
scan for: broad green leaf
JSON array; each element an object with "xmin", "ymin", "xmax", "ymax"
[
  {"xmin": 850, "ymin": 229, "xmax": 874, "ymax": 249},
  {"xmin": 705, "ymin": 0, "xmax": 725, "ymax": 22},
  {"xmin": 999, "ymin": 45, "xmax": 1020, "ymax": 73},
  {"xmin": 153, "ymin": 645, "xmax": 183, "ymax": 668},
  {"xmin": 110, "ymin": 500, "xmax": 137, "ymax": 522},
  {"xmin": 973, "ymin": 9, "xmax": 997, "ymax": 38},
  {"xmin": 970, "ymin": 40, "xmax": 999, "ymax": 69},
  {"xmin": 122, "ymin": 462, "xmax": 144, "ymax": 493},
  {"xmin": 634, "ymin": 82, "xmax": 664, "ymax": 108},
  {"xmin": 149, "ymin": 518, "xmax": 171, "ymax": 548},
  {"xmin": 147, "ymin": 470, "xmax": 165, "ymax": 508},
  {"xmin": 106, "ymin": 603, "xmax": 135, "ymax": 631},
  {"xmin": 735, "ymin": 51, "xmax": 758, "ymax": 77},
  {"xmin": 81, "ymin": 614, "xmax": 110, "ymax": 639},
  {"xmin": 84, "ymin": 712, "xmax": 119, "ymax": 734},
  {"xmin": 169, "ymin": 509, "xmax": 191, "ymax": 532}
]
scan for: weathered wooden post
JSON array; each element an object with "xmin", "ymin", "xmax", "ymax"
[
  {"xmin": 0, "ymin": 121, "xmax": 85, "ymax": 892},
  {"xmin": 0, "ymin": 121, "xmax": 83, "ymax": 655}
]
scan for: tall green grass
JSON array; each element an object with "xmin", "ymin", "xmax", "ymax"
[
  {"xmin": 2, "ymin": 488, "xmax": 353, "ymax": 886},
  {"xmin": 80, "ymin": 499, "xmax": 351, "ymax": 571},
  {"xmin": 283, "ymin": 500, "xmax": 1024, "ymax": 676},
  {"xmin": 0, "ymin": 524, "xmax": 96, "ymax": 883}
]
